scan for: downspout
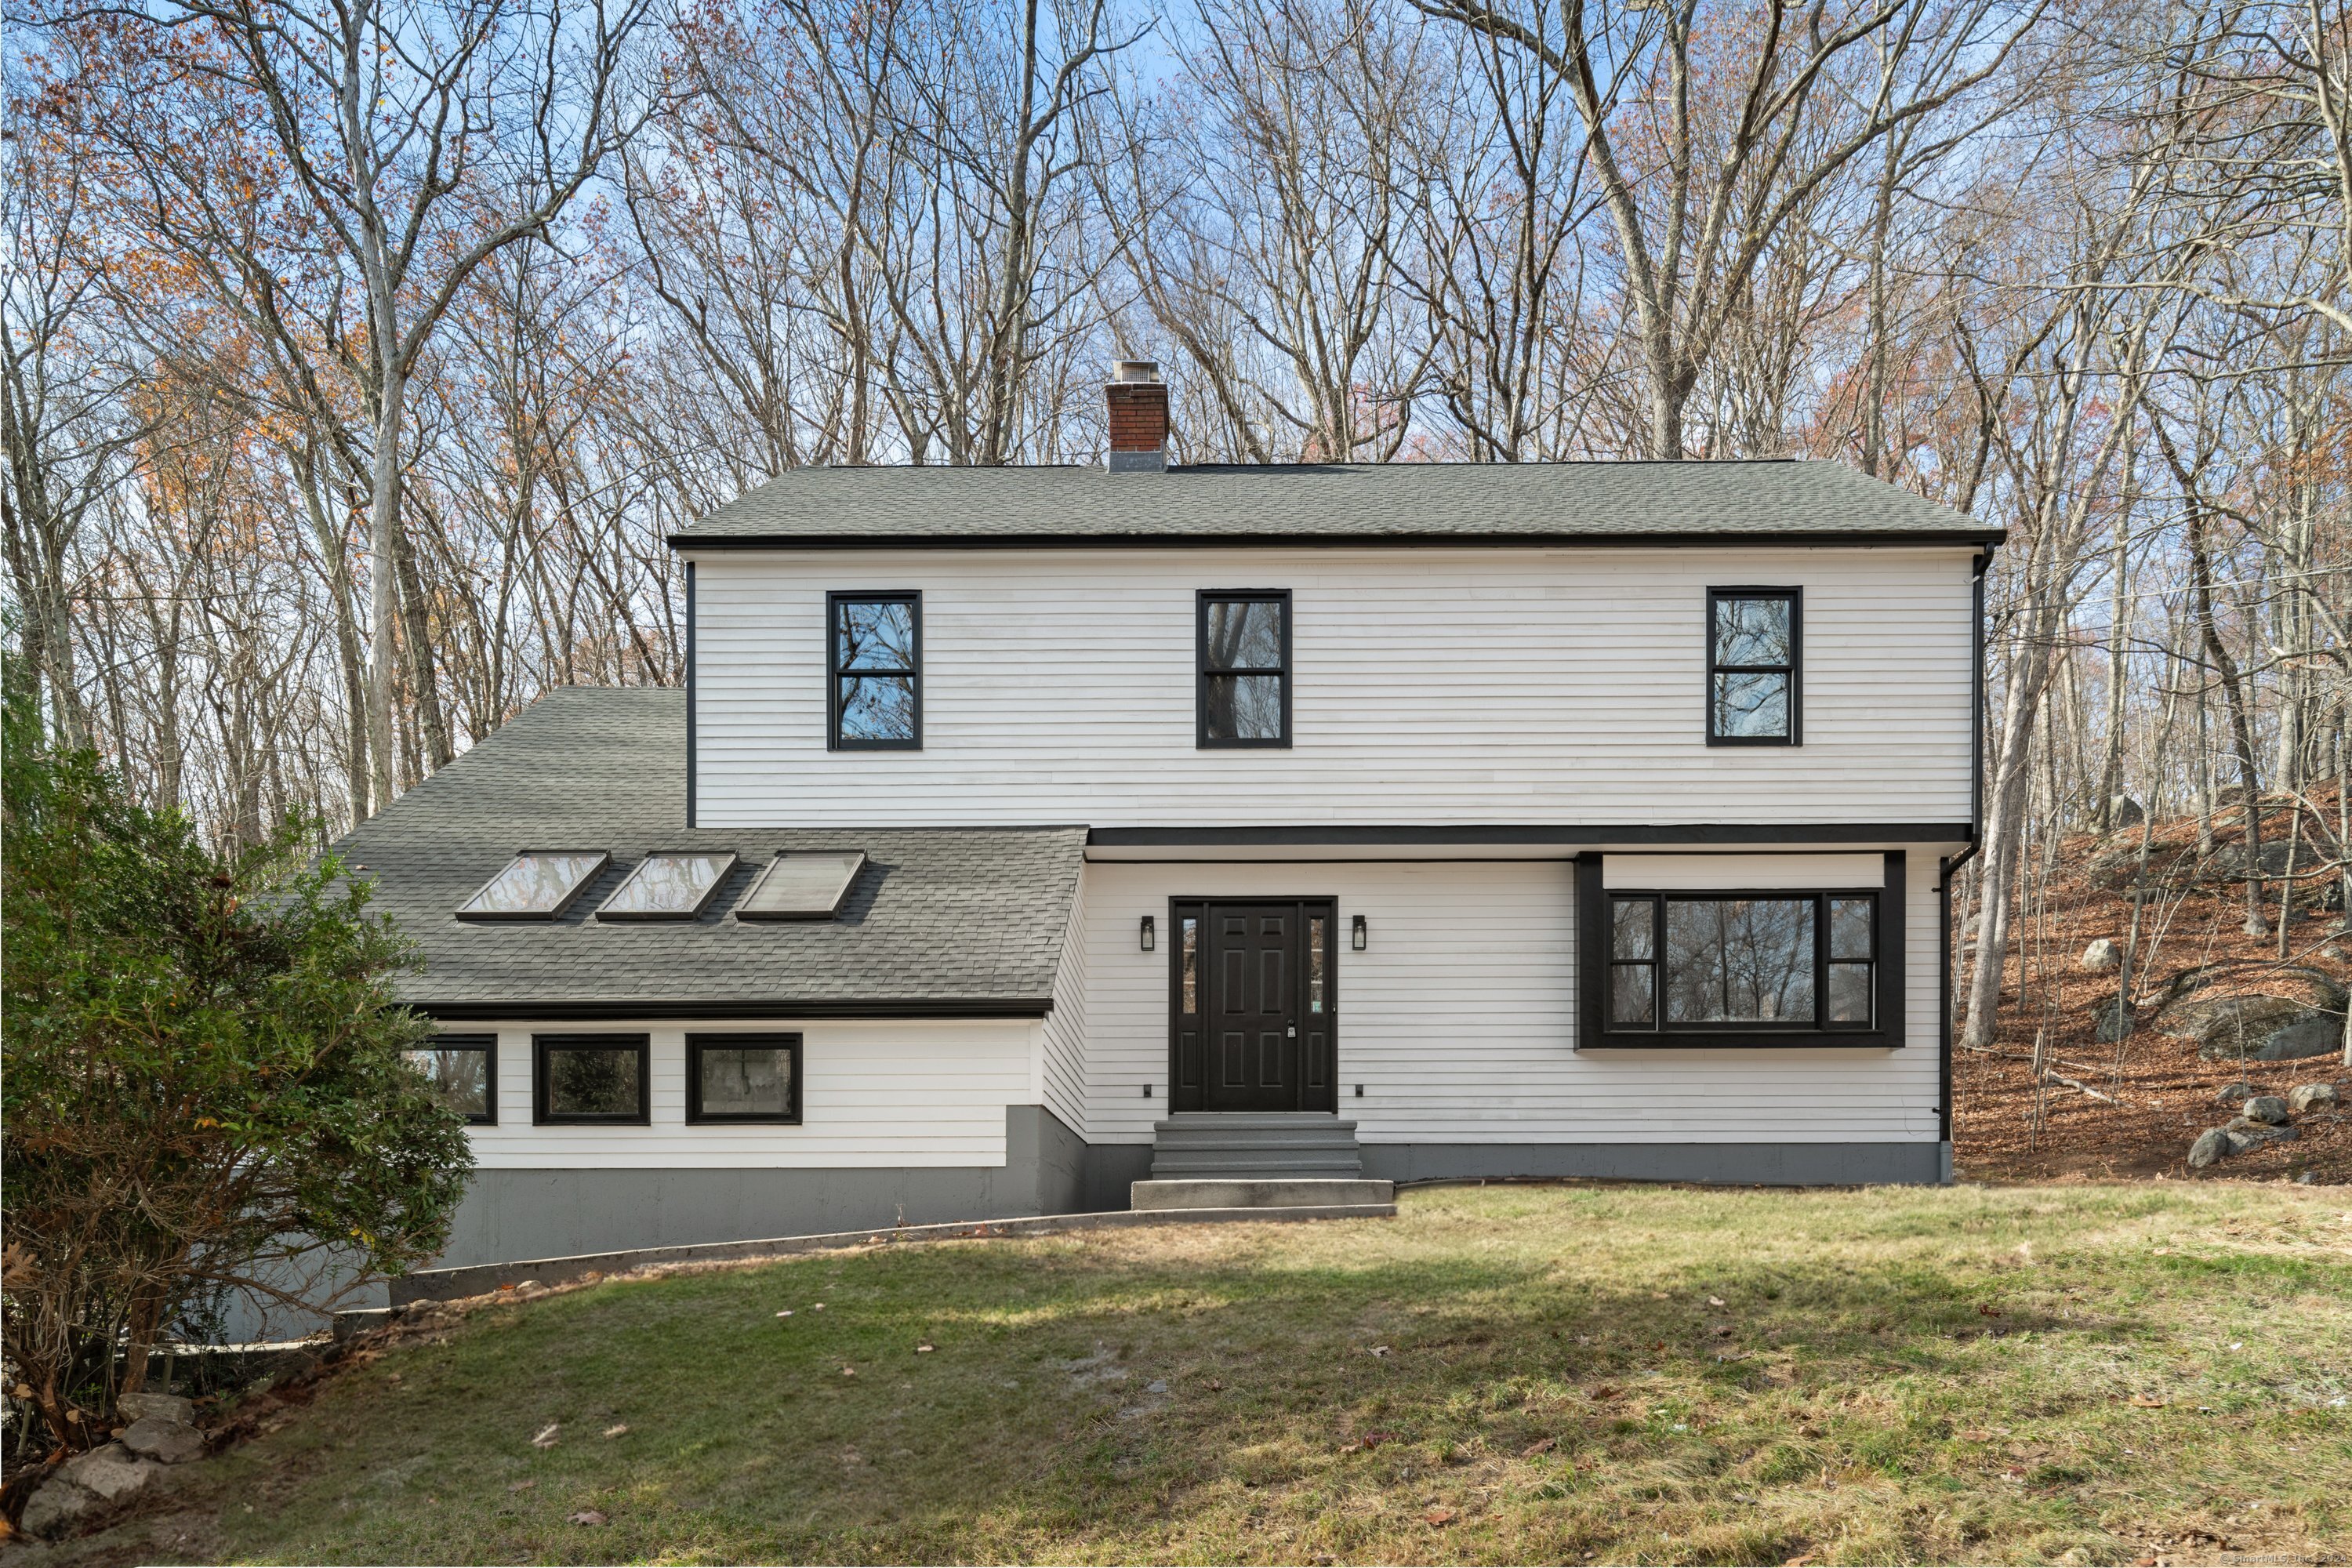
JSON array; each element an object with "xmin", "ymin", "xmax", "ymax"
[
  {"xmin": 685, "ymin": 561, "xmax": 698, "ymax": 829},
  {"xmin": 1936, "ymin": 546, "xmax": 1994, "ymax": 1176}
]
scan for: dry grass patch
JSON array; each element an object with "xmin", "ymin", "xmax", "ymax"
[{"xmin": 43, "ymin": 1181, "xmax": 2352, "ymax": 1566}]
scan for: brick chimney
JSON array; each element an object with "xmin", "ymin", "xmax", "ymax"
[{"xmin": 1105, "ymin": 360, "xmax": 1167, "ymax": 472}]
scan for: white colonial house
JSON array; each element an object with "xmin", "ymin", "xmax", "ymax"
[{"xmin": 346, "ymin": 362, "xmax": 1995, "ymax": 1274}]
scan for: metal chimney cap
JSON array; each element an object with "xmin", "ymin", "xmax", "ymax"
[{"xmin": 1112, "ymin": 359, "xmax": 1161, "ymax": 383}]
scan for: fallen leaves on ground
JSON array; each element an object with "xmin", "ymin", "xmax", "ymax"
[
  {"xmin": 568, "ymin": 1509, "xmax": 606, "ymax": 1526},
  {"xmin": 602, "ymin": 1423, "xmax": 630, "ymax": 1438},
  {"xmin": 530, "ymin": 1423, "xmax": 559, "ymax": 1449},
  {"xmin": 1424, "ymin": 1507, "xmax": 1456, "ymax": 1526}
]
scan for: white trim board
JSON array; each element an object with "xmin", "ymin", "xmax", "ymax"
[{"xmin": 1602, "ymin": 853, "xmax": 1885, "ymax": 889}]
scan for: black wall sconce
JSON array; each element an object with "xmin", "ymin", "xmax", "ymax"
[
  {"xmin": 1140, "ymin": 914, "xmax": 1156, "ymax": 952},
  {"xmin": 1352, "ymin": 913, "xmax": 1368, "ymax": 951}
]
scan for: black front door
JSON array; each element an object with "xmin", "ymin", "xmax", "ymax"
[{"xmin": 1170, "ymin": 899, "xmax": 1337, "ymax": 1112}]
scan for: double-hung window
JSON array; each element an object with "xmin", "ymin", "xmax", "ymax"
[
  {"xmin": 1198, "ymin": 590, "xmax": 1290, "ymax": 747},
  {"xmin": 1581, "ymin": 856, "xmax": 1902, "ymax": 1047},
  {"xmin": 1707, "ymin": 588, "xmax": 1801, "ymax": 744},
  {"xmin": 828, "ymin": 592, "xmax": 920, "ymax": 750}
]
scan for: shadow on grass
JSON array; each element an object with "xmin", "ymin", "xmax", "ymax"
[{"xmin": 74, "ymin": 1188, "xmax": 2352, "ymax": 1566}]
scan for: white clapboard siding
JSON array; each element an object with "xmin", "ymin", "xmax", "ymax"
[
  {"xmin": 445, "ymin": 1019, "xmax": 1036, "ymax": 1169},
  {"xmin": 1039, "ymin": 873, "xmax": 1089, "ymax": 1136},
  {"xmin": 1080, "ymin": 855, "xmax": 1941, "ymax": 1146},
  {"xmin": 688, "ymin": 546, "xmax": 1976, "ymax": 828}
]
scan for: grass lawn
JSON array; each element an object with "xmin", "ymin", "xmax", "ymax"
[{"xmin": 82, "ymin": 1181, "xmax": 2352, "ymax": 1566}]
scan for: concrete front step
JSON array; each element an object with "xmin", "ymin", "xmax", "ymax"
[
  {"xmin": 1131, "ymin": 1178, "xmax": 1395, "ymax": 1212},
  {"xmin": 1149, "ymin": 1112, "xmax": 1367, "ymax": 1179}
]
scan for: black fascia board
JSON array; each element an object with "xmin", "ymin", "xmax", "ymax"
[
  {"xmin": 411, "ymin": 997, "xmax": 1054, "ymax": 1021},
  {"xmin": 1086, "ymin": 823, "xmax": 1972, "ymax": 848}
]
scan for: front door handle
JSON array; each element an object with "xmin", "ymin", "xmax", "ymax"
[{"xmin": 1286, "ymin": 1024, "xmax": 1297, "ymax": 1038}]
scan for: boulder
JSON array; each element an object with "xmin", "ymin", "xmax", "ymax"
[
  {"xmin": 2159, "ymin": 992, "xmax": 2350, "ymax": 1062},
  {"xmin": 2095, "ymin": 1000, "xmax": 2134, "ymax": 1043},
  {"xmin": 2288, "ymin": 1083, "xmax": 2339, "ymax": 1114},
  {"xmin": 2081, "ymin": 938, "xmax": 2122, "ymax": 974},
  {"xmin": 18, "ymin": 1443, "xmax": 168, "ymax": 1540},
  {"xmin": 2242, "ymin": 1095, "xmax": 2290, "ymax": 1126},
  {"xmin": 116, "ymin": 1391, "xmax": 194, "ymax": 1425},
  {"xmin": 2155, "ymin": 963, "xmax": 2347, "ymax": 1014},
  {"xmin": 2188, "ymin": 1128, "xmax": 2230, "ymax": 1169},
  {"xmin": 61, "ymin": 1442, "xmax": 163, "ymax": 1501},
  {"xmin": 2234, "ymin": 1009, "xmax": 2347, "ymax": 1062},
  {"xmin": 120, "ymin": 1414, "xmax": 205, "ymax": 1464},
  {"xmin": 2224, "ymin": 1120, "xmax": 2297, "ymax": 1152},
  {"xmin": 19, "ymin": 1475, "xmax": 96, "ymax": 1540},
  {"xmin": 2108, "ymin": 796, "xmax": 2146, "ymax": 829},
  {"xmin": 2216, "ymin": 1082, "xmax": 2256, "ymax": 1105}
]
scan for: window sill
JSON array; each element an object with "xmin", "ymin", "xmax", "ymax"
[{"xmin": 1581, "ymin": 1032, "xmax": 1899, "ymax": 1051}]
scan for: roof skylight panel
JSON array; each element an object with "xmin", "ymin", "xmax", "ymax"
[
  {"xmin": 735, "ymin": 851, "xmax": 867, "ymax": 921},
  {"xmin": 596, "ymin": 851, "xmax": 739, "ymax": 921},
  {"xmin": 456, "ymin": 851, "xmax": 609, "ymax": 920}
]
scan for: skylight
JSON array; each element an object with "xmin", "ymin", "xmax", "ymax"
[
  {"xmin": 736, "ymin": 851, "xmax": 867, "ymax": 921},
  {"xmin": 456, "ymin": 851, "xmax": 609, "ymax": 920},
  {"xmin": 597, "ymin": 851, "xmax": 739, "ymax": 921}
]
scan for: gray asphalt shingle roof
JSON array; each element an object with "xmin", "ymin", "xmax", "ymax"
[
  {"xmin": 335, "ymin": 687, "xmax": 1083, "ymax": 1018},
  {"xmin": 671, "ymin": 459, "xmax": 1998, "ymax": 549}
]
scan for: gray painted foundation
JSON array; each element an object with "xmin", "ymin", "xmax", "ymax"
[
  {"xmin": 426, "ymin": 1105, "xmax": 1087, "ymax": 1272},
  {"xmin": 416, "ymin": 1127, "xmax": 1947, "ymax": 1292},
  {"xmin": 1361, "ymin": 1140, "xmax": 1951, "ymax": 1187},
  {"xmin": 1080, "ymin": 1143, "xmax": 1155, "ymax": 1213}
]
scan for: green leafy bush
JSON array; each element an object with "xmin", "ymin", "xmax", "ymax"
[{"xmin": 1, "ymin": 682, "xmax": 470, "ymax": 1456}]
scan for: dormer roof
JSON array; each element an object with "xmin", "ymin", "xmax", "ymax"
[{"xmin": 333, "ymin": 687, "xmax": 1084, "ymax": 1020}]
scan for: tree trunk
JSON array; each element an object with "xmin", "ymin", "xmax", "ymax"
[
  {"xmin": 365, "ymin": 368, "xmax": 404, "ymax": 811},
  {"xmin": 2185, "ymin": 497, "xmax": 2269, "ymax": 935}
]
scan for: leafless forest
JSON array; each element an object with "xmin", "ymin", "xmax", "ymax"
[{"xmin": 3, "ymin": 0, "xmax": 2348, "ymax": 1059}]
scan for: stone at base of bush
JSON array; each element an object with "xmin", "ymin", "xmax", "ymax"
[
  {"xmin": 20, "ymin": 1443, "xmax": 164, "ymax": 1538},
  {"xmin": 116, "ymin": 1391, "xmax": 194, "ymax": 1425},
  {"xmin": 121, "ymin": 1414, "xmax": 206, "ymax": 1464},
  {"xmin": 20, "ymin": 1475, "xmax": 96, "ymax": 1540}
]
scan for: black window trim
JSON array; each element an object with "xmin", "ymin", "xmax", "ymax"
[
  {"xmin": 684, "ymin": 1031, "xmax": 805, "ymax": 1124},
  {"xmin": 1575, "ymin": 853, "xmax": 1904, "ymax": 1049},
  {"xmin": 1196, "ymin": 588, "xmax": 1293, "ymax": 750},
  {"xmin": 532, "ymin": 1032, "xmax": 652, "ymax": 1125},
  {"xmin": 1706, "ymin": 586, "xmax": 1802, "ymax": 746},
  {"xmin": 826, "ymin": 590, "xmax": 923, "ymax": 752},
  {"xmin": 415, "ymin": 1033, "xmax": 497, "ymax": 1125}
]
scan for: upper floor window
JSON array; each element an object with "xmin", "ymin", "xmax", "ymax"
[
  {"xmin": 1708, "ymin": 588, "xmax": 1800, "ymax": 745},
  {"xmin": 829, "ymin": 592, "xmax": 920, "ymax": 750},
  {"xmin": 1198, "ymin": 590, "xmax": 1290, "ymax": 748}
]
